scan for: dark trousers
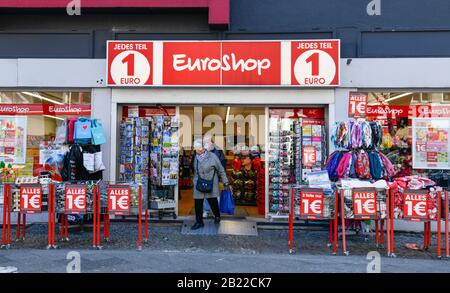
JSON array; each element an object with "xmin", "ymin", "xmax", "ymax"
[{"xmin": 195, "ymin": 198, "xmax": 220, "ymax": 224}]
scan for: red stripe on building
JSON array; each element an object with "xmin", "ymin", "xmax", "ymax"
[{"xmin": 0, "ymin": 0, "xmax": 229, "ymax": 26}]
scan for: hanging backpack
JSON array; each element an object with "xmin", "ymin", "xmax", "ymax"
[
  {"xmin": 74, "ymin": 117, "xmax": 92, "ymax": 144},
  {"xmin": 91, "ymin": 119, "xmax": 106, "ymax": 145},
  {"xmin": 67, "ymin": 117, "xmax": 78, "ymax": 144}
]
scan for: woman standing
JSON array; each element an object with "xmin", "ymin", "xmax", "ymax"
[{"xmin": 191, "ymin": 139, "xmax": 229, "ymax": 230}]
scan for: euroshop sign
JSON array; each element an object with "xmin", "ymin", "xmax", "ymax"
[{"xmin": 107, "ymin": 40, "xmax": 340, "ymax": 87}]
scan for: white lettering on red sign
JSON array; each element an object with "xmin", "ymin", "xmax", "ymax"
[
  {"xmin": 353, "ymin": 191, "xmax": 377, "ymax": 219},
  {"xmin": 404, "ymin": 193, "xmax": 428, "ymax": 220},
  {"xmin": 65, "ymin": 186, "xmax": 87, "ymax": 214},
  {"xmin": 300, "ymin": 191, "xmax": 324, "ymax": 218},
  {"xmin": 20, "ymin": 185, "xmax": 42, "ymax": 213},
  {"xmin": 303, "ymin": 146, "xmax": 317, "ymax": 166},
  {"xmin": 108, "ymin": 187, "xmax": 131, "ymax": 215},
  {"xmin": 348, "ymin": 92, "xmax": 368, "ymax": 118}
]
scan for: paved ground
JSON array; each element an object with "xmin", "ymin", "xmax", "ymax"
[{"xmin": 0, "ymin": 222, "xmax": 448, "ymax": 272}]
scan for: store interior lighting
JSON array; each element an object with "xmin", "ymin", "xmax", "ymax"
[
  {"xmin": 43, "ymin": 114, "xmax": 64, "ymax": 121},
  {"xmin": 22, "ymin": 91, "xmax": 63, "ymax": 105},
  {"xmin": 384, "ymin": 92, "xmax": 413, "ymax": 103},
  {"xmin": 225, "ymin": 106, "xmax": 231, "ymax": 124}
]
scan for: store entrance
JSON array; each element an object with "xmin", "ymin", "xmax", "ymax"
[
  {"xmin": 117, "ymin": 105, "xmax": 266, "ymax": 220},
  {"xmin": 178, "ymin": 106, "xmax": 266, "ymax": 219}
]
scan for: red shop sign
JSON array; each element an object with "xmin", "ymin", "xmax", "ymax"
[
  {"xmin": 65, "ymin": 184, "xmax": 87, "ymax": 215},
  {"xmin": 108, "ymin": 185, "xmax": 131, "ymax": 216},
  {"xmin": 107, "ymin": 40, "xmax": 340, "ymax": 86},
  {"xmin": 348, "ymin": 92, "xmax": 368, "ymax": 118},
  {"xmin": 0, "ymin": 104, "xmax": 91, "ymax": 116},
  {"xmin": 403, "ymin": 191, "xmax": 429, "ymax": 221},
  {"xmin": 300, "ymin": 189, "xmax": 324, "ymax": 219},
  {"xmin": 20, "ymin": 184, "xmax": 42, "ymax": 214},
  {"xmin": 352, "ymin": 188, "xmax": 377, "ymax": 220},
  {"xmin": 107, "ymin": 41, "xmax": 153, "ymax": 86},
  {"xmin": 291, "ymin": 40, "xmax": 340, "ymax": 86},
  {"xmin": 163, "ymin": 41, "xmax": 281, "ymax": 85}
]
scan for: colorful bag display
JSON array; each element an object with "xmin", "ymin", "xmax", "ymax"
[
  {"xmin": 91, "ymin": 119, "xmax": 106, "ymax": 145},
  {"xmin": 74, "ymin": 117, "xmax": 92, "ymax": 144}
]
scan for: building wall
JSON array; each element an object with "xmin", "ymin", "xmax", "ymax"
[{"xmin": 1, "ymin": 1, "xmax": 450, "ymax": 58}]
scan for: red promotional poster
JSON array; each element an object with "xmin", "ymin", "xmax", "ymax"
[
  {"xmin": 291, "ymin": 40, "xmax": 340, "ymax": 86},
  {"xmin": 108, "ymin": 185, "xmax": 131, "ymax": 216},
  {"xmin": 65, "ymin": 184, "xmax": 87, "ymax": 214},
  {"xmin": 300, "ymin": 189, "xmax": 324, "ymax": 219},
  {"xmin": 19, "ymin": 184, "xmax": 42, "ymax": 214},
  {"xmin": 163, "ymin": 42, "xmax": 221, "ymax": 85},
  {"xmin": 348, "ymin": 92, "xmax": 368, "ymax": 118},
  {"xmin": 302, "ymin": 146, "xmax": 317, "ymax": 166},
  {"xmin": 403, "ymin": 191, "xmax": 429, "ymax": 221},
  {"xmin": 221, "ymin": 42, "xmax": 281, "ymax": 85},
  {"xmin": 352, "ymin": 189, "xmax": 377, "ymax": 219},
  {"xmin": 107, "ymin": 41, "xmax": 153, "ymax": 86}
]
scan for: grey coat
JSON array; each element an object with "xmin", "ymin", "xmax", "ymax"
[{"xmin": 193, "ymin": 151, "xmax": 229, "ymax": 199}]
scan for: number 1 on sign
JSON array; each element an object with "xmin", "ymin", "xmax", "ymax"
[
  {"xmin": 122, "ymin": 53, "xmax": 135, "ymax": 76},
  {"xmin": 306, "ymin": 52, "xmax": 319, "ymax": 76}
]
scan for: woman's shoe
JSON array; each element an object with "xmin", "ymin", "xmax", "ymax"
[
  {"xmin": 191, "ymin": 222, "xmax": 204, "ymax": 230},
  {"xmin": 214, "ymin": 217, "xmax": 221, "ymax": 224}
]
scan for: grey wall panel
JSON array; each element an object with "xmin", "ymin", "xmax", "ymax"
[
  {"xmin": 360, "ymin": 31, "xmax": 450, "ymax": 57},
  {"xmin": 0, "ymin": 59, "xmax": 18, "ymax": 87},
  {"xmin": 224, "ymin": 32, "xmax": 333, "ymax": 40},
  {"xmin": 17, "ymin": 59, "xmax": 106, "ymax": 88},
  {"xmin": 114, "ymin": 32, "xmax": 220, "ymax": 40},
  {"xmin": 0, "ymin": 33, "xmax": 93, "ymax": 58}
]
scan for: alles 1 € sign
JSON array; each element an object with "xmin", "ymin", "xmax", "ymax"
[{"xmin": 107, "ymin": 40, "xmax": 340, "ymax": 86}]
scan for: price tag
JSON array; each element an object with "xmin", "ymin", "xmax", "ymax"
[
  {"xmin": 65, "ymin": 184, "xmax": 87, "ymax": 214},
  {"xmin": 403, "ymin": 190, "xmax": 429, "ymax": 221},
  {"xmin": 300, "ymin": 188, "xmax": 324, "ymax": 219},
  {"xmin": 20, "ymin": 184, "xmax": 42, "ymax": 214},
  {"xmin": 108, "ymin": 185, "xmax": 131, "ymax": 216},
  {"xmin": 352, "ymin": 188, "xmax": 377, "ymax": 219},
  {"xmin": 348, "ymin": 92, "xmax": 368, "ymax": 118}
]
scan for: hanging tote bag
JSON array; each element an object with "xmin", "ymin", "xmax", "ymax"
[
  {"xmin": 74, "ymin": 117, "xmax": 92, "ymax": 144},
  {"xmin": 67, "ymin": 117, "xmax": 78, "ymax": 144},
  {"xmin": 54, "ymin": 119, "xmax": 68, "ymax": 144},
  {"xmin": 219, "ymin": 189, "xmax": 235, "ymax": 215},
  {"xmin": 91, "ymin": 119, "xmax": 106, "ymax": 145}
]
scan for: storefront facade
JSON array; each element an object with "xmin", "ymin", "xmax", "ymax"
[{"xmin": 1, "ymin": 1, "xmax": 450, "ymax": 221}]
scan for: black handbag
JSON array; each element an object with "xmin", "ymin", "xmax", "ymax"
[{"xmin": 195, "ymin": 159, "xmax": 216, "ymax": 193}]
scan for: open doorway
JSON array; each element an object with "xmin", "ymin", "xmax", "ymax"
[{"xmin": 178, "ymin": 106, "xmax": 266, "ymax": 219}]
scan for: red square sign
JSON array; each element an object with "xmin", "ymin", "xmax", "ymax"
[
  {"xmin": 20, "ymin": 184, "xmax": 42, "ymax": 214},
  {"xmin": 291, "ymin": 40, "xmax": 340, "ymax": 86},
  {"xmin": 348, "ymin": 92, "xmax": 368, "ymax": 118},
  {"xmin": 300, "ymin": 190, "xmax": 324, "ymax": 219},
  {"xmin": 107, "ymin": 41, "xmax": 153, "ymax": 86},
  {"xmin": 302, "ymin": 146, "xmax": 317, "ymax": 166},
  {"xmin": 108, "ymin": 185, "xmax": 131, "ymax": 216},
  {"xmin": 352, "ymin": 189, "xmax": 377, "ymax": 219},
  {"xmin": 65, "ymin": 184, "xmax": 87, "ymax": 214},
  {"xmin": 403, "ymin": 192, "xmax": 429, "ymax": 221}
]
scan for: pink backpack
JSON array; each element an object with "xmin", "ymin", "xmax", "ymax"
[{"xmin": 67, "ymin": 117, "xmax": 78, "ymax": 144}]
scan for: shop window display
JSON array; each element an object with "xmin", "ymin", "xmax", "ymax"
[
  {"xmin": 119, "ymin": 106, "xmax": 178, "ymax": 219},
  {"xmin": 268, "ymin": 108, "xmax": 327, "ymax": 217},
  {"xmin": 366, "ymin": 92, "xmax": 450, "ymax": 188}
]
